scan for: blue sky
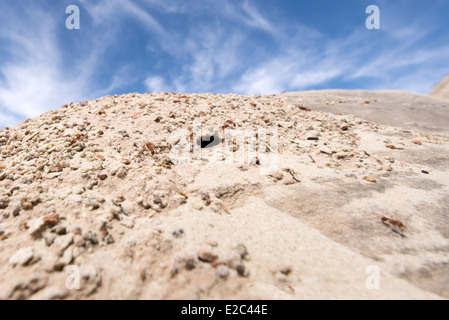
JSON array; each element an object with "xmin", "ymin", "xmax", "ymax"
[{"xmin": 0, "ymin": 0, "xmax": 448, "ymax": 128}]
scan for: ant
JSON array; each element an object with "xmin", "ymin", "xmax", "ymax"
[{"xmin": 381, "ymin": 216, "xmax": 406, "ymax": 238}]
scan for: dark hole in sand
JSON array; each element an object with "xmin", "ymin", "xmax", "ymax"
[{"xmin": 197, "ymin": 135, "xmax": 221, "ymax": 149}]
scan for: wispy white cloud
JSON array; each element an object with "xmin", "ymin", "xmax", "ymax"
[
  {"xmin": 80, "ymin": 0, "xmax": 166, "ymax": 36},
  {"xmin": 140, "ymin": 0, "xmax": 276, "ymax": 34},
  {"xmin": 233, "ymin": 50, "xmax": 347, "ymax": 95},
  {"xmin": 172, "ymin": 27, "xmax": 245, "ymax": 93},
  {"xmin": 232, "ymin": 15, "xmax": 449, "ymax": 95},
  {"xmin": 137, "ymin": 0, "xmax": 281, "ymax": 93},
  {"xmin": 139, "ymin": 0, "xmax": 190, "ymax": 14},
  {"xmin": 0, "ymin": 7, "xmax": 83, "ymax": 119},
  {"xmin": 145, "ymin": 75, "xmax": 174, "ymax": 93},
  {"xmin": 0, "ymin": 2, "xmax": 127, "ymax": 128},
  {"xmin": 137, "ymin": 0, "xmax": 449, "ymax": 95},
  {"xmin": 223, "ymin": 0, "xmax": 276, "ymax": 34}
]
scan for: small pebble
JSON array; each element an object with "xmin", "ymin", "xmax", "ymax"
[
  {"xmin": 10, "ymin": 186, "xmax": 20, "ymax": 195},
  {"xmin": 54, "ymin": 234, "xmax": 74, "ymax": 255},
  {"xmin": 386, "ymin": 144, "xmax": 404, "ymax": 150},
  {"xmin": 201, "ymin": 192, "xmax": 210, "ymax": 201},
  {"xmin": 185, "ymin": 258, "xmax": 196, "ymax": 271},
  {"xmin": 117, "ymin": 167, "xmax": 127, "ymax": 178},
  {"xmin": 198, "ymin": 249, "xmax": 218, "ymax": 263},
  {"xmin": 45, "ymin": 234, "xmax": 57, "ymax": 247},
  {"xmin": 235, "ymin": 243, "xmax": 249, "ymax": 260},
  {"xmin": 364, "ymin": 176, "xmax": 377, "ymax": 183},
  {"xmin": 22, "ymin": 202, "xmax": 33, "ymax": 210},
  {"xmin": 105, "ymin": 234, "xmax": 115, "ymax": 244},
  {"xmin": 269, "ymin": 171, "xmax": 284, "ymax": 181},
  {"xmin": 235, "ymin": 264, "xmax": 249, "ymax": 277},
  {"xmin": 51, "ymin": 225, "xmax": 67, "ymax": 235},
  {"xmin": 172, "ymin": 229, "xmax": 184, "ymax": 238},
  {"xmin": 120, "ymin": 216, "xmax": 135, "ymax": 229},
  {"xmin": 83, "ymin": 231, "xmax": 99, "ymax": 246},
  {"xmin": 8, "ymin": 247, "xmax": 35, "ymax": 266},
  {"xmin": 98, "ymin": 174, "xmax": 108, "ymax": 181},
  {"xmin": 0, "ymin": 196, "xmax": 9, "ymax": 209},
  {"xmin": 27, "ymin": 218, "xmax": 46, "ymax": 236},
  {"xmin": 190, "ymin": 200, "xmax": 204, "ymax": 211},
  {"xmin": 280, "ymin": 266, "xmax": 292, "ymax": 275},
  {"xmin": 13, "ymin": 207, "xmax": 20, "ymax": 217},
  {"xmin": 43, "ymin": 213, "xmax": 59, "ymax": 226},
  {"xmin": 216, "ymin": 265, "xmax": 229, "ymax": 279},
  {"xmin": 120, "ymin": 130, "xmax": 130, "ymax": 138},
  {"xmin": 39, "ymin": 287, "xmax": 69, "ymax": 300}
]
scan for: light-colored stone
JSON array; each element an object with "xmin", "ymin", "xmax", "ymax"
[
  {"xmin": 27, "ymin": 218, "xmax": 45, "ymax": 236},
  {"xmin": 8, "ymin": 247, "xmax": 35, "ymax": 266},
  {"xmin": 54, "ymin": 234, "xmax": 74, "ymax": 256},
  {"xmin": 120, "ymin": 216, "xmax": 135, "ymax": 229}
]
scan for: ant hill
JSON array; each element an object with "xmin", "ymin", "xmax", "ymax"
[{"xmin": 0, "ymin": 92, "xmax": 449, "ymax": 299}]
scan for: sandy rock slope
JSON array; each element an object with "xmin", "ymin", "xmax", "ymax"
[
  {"xmin": 431, "ymin": 73, "xmax": 449, "ymax": 101},
  {"xmin": 0, "ymin": 92, "xmax": 448, "ymax": 299}
]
